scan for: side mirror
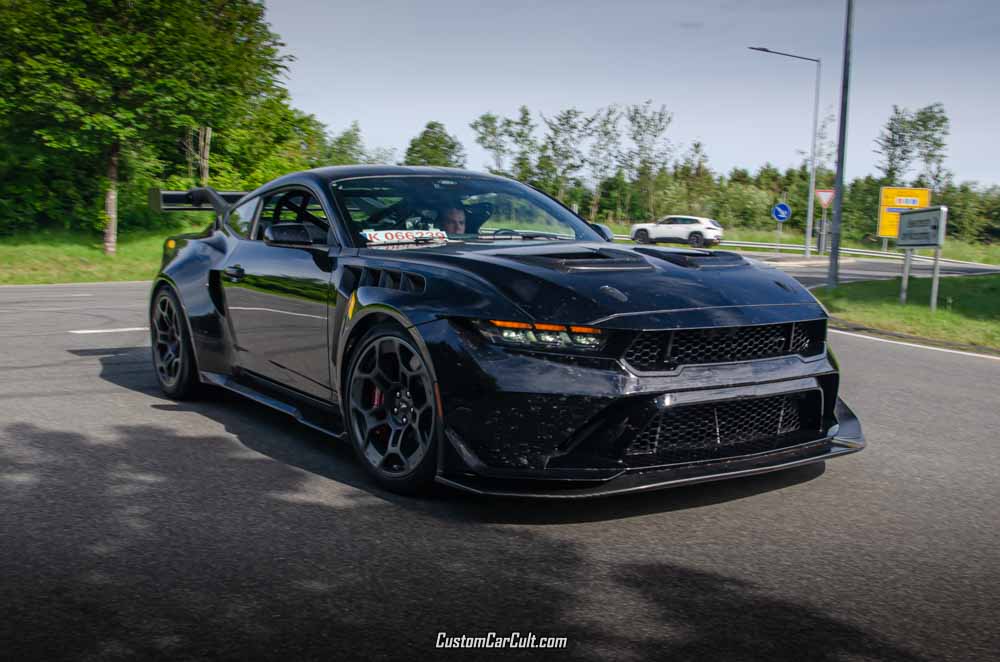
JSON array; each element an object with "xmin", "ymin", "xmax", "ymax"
[
  {"xmin": 589, "ymin": 223, "xmax": 615, "ymax": 242},
  {"xmin": 264, "ymin": 223, "xmax": 313, "ymax": 245}
]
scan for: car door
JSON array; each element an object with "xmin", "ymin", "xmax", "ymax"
[
  {"xmin": 221, "ymin": 186, "xmax": 338, "ymax": 400},
  {"xmin": 656, "ymin": 217, "xmax": 679, "ymax": 241}
]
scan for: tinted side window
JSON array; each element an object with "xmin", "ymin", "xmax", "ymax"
[
  {"xmin": 256, "ymin": 189, "xmax": 331, "ymax": 244},
  {"xmin": 227, "ymin": 198, "xmax": 260, "ymax": 238}
]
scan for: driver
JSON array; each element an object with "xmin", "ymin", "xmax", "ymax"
[{"xmin": 438, "ymin": 206, "xmax": 467, "ymax": 235}]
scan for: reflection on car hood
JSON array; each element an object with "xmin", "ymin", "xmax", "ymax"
[{"xmin": 381, "ymin": 241, "xmax": 821, "ymax": 326}]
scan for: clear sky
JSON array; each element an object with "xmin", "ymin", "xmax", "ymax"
[{"xmin": 265, "ymin": 0, "xmax": 1000, "ymax": 186}]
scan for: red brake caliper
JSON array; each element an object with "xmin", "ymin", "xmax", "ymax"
[{"xmin": 370, "ymin": 384, "xmax": 384, "ymax": 409}]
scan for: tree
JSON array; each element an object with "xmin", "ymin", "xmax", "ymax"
[
  {"xmin": 0, "ymin": 0, "xmax": 286, "ymax": 253},
  {"xmin": 540, "ymin": 108, "xmax": 592, "ymax": 201},
  {"xmin": 502, "ymin": 106, "xmax": 539, "ymax": 183},
  {"xmin": 622, "ymin": 101, "xmax": 672, "ymax": 219},
  {"xmin": 873, "ymin": 105, "xmax": 915, "ymax": 183},
  {"xmin": 469, "ymin": 112, "xmax": 510, "ymax": 174},
  {"xmin": 326, "ymin": 121, "xmax": 368, "ymax": 165},
  {"xmin": 911, "ymin": 103, "xmax": 951, "ymax": 192},
  {"xmin": 585, "ymin": 106, "xmax": 622, "ymax": 221},
  {"xmin": 403, "ymin": 121, "xmax": 466, "ymax": 167}
]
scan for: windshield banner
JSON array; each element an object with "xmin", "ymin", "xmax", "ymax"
[{"xmin": 362, "ymin": 229, "xmax": 448, "ymax": 244}]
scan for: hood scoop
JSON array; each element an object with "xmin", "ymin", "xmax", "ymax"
[
  {"xmin": 633, "ymin": 247, "xmax": 748, "ymax": 269},
  {"xmin": 506, "ymin": 247, "xmax": 653, "ymax": 273}
]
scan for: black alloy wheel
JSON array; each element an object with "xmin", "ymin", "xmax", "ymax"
[
  {"xmin": 635, "ymin": 229, "xmax": 650, "ymax": 244},
  {"xmin": 346, "ymin": 326, "xmax": 438, "ymax": 493},
  {"xmin": 151, "ymin": 287, "xmax": 199, "ymax": 399},
  {"xmin": 689, "ymin": 232, "xmax": 705, "ymax": 248}
]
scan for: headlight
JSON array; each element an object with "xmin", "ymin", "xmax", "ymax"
[{"xmin": 476, "ymin": 320, "xmax": 606, "ymax": 350}]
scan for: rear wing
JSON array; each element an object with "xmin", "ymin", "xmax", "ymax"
[{"xmin": 149, "ymin": 187, "xmax": 247, "ymax": 216}]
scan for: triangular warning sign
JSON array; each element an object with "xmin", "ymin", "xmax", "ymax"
[{"xmin": 815, "ymin": 189, "xmax": 835, "ymax": 209}]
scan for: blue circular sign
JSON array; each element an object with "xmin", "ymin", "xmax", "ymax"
[{"xmin": 771, "ymin": 202, "xmax": 792, "ymax": 222}]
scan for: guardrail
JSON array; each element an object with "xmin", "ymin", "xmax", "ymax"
[{"xmin": 611, "ymin": 235, "xmax": 992, "ymax": 267}]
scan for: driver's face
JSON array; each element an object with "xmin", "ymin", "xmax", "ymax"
[{"xmin": 441, "ymin": 208, "xmax": 466, "ymax": 234}]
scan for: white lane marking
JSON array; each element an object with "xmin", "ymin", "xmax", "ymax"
[
  {"xmin": 829, "ymin": 329, "xmax": 1000, "ymax": 362},
  {"xmin": 227, "ymin": 306, "xmax": 326, "ymax": 320},
  {"xmin": 69, "ymin": 327, "xmax": 149, "ymax": 335}
]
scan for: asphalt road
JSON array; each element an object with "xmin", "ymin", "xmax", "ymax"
[{"xmin": 2, "ymin": 267, "xmax": 999, "ymax": 661}]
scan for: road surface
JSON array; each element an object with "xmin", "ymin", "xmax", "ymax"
[{"xmin": 1, "ymin": 268, "xmax": 998, "ymax": 661}]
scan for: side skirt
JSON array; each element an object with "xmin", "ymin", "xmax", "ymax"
[{"xmin": 200, "ymin": 370, "xmax": 346, "ymax": 440}]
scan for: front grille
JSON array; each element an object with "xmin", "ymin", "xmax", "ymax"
[
  {"xmin": 622, "ymin": 320, "xmax": 825, "ymax": 371},
  {"xmin": 624, "ymin": 391, "xmax": 822, "ymax": 465}
]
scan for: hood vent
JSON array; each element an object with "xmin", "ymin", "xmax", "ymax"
[
  {"xmin": 633, "ymin": 247, "xmax": 747, "ymax": 269},
  {"xmin": 508, "ymin": 248, "xmax": 653, "ymax": 273}
]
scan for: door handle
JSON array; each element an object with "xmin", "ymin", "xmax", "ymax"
[{"xmin": 223, "ymin": 265, "xmax": 245, "ymax": 282}]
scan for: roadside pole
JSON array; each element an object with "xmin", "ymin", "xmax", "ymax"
[
  {"xmin": 930, "ymin": 247, "xmax": 943, "ymax": 312},
  {"xmin": 814, "ymin": 189, "xmax": 834, "ymax": 254},
  {"xmin": 899, "ymin": 249, "xmax": 912, "ymax": 304},
  {"xmin": 827, "ymin": 0, "xmax": 854, "ymax": 288}
]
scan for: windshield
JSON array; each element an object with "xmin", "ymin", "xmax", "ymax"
[{"xmin": 330, "ymin": 175, "xmax": 601, "ymax": 248}]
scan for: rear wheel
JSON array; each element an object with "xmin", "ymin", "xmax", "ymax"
[
  {"xmin": 635, "ymin": 229, "xmax": 651, "ymax": 244},
  {"xmin": 688, "ymin": 232, "xmax": 705, "ymax": 248},
  {"xmin": 345, "ymin": 325, "xmax": 438, "ymax": 494},
  {"xmin": 151, "ymin": 287, "xmax": 200, "ymax": 399}
]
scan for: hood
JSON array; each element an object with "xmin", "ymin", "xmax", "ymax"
[{"xmin": 379, "ymin": 241, "xmax": 822, "ymax": 328}]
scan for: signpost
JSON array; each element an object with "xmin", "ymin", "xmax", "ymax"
[
  {"xmin": 896, "ymin": 206, "xmax": 948, "ymax": 311},
  {"xmin": 815, "ymin": 189, "xmax": 834, "ymax": 253},
  {"xmin": 877, "ymin": 186, "xmax": 932, "ymax": 251},
  {"xmin": 771, "ymin": 202, "xmax": 791, "ymax": 242}
]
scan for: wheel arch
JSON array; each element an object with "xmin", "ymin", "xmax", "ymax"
[
  {"xmin": 149, "ymin": 275, "xmax": 203, "ymax": 376},
  {"xmin": 337, "ymin": 304, "xmax": 446, "ymax": 478}
]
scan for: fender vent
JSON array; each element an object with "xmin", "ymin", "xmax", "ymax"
[{"xmin": 348, "ymin": 266, "xmax": 426, "ymax": 294}]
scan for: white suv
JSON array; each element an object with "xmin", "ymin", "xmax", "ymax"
[{"xmin": 630, "ymin": 215, "xmax": 724, "ymax": 248}]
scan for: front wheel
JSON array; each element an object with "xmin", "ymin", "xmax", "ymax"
[
  {"xmin": 634, "ymin": 229, "xmax": 651, "ymax": 244},
  {"xmin": 150, "ymin": 287, "xmax": 201, "ymax": 399},
  {"xmin": 688, "ymin": 232, "xmax": 705, "ymax": 248},
  {"xmin": 345, "ymin": 325, "xmax": 438, "ymax": 495}
]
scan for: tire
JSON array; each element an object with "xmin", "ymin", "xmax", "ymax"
[
  {"xmin": 635, "ymin": 229, "xmax": 651, "ymax": 244},
  {"xmin": 344, "ymin": 323, "xmax": 438, "ymax": 495},
  {"xmin": 688, "ymin": 232, "xmax": 705, "ymax": 248},
  {"xmin": 150, "ymin": 286, "xmax": 201, "ymax": 400}
]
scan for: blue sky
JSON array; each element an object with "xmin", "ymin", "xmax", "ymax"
[{"xmin": 265, "ymin": 0, "xmax": 1000, "ymax": 186}]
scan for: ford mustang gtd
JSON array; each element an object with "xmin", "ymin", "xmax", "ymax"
[{"xmin": 149, "ymin": 166, "xmax": 864, "ymax": 497}]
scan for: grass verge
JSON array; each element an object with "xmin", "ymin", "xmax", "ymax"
[
  {"xmin": 812, "ymin": 274, "xmax": 1000, "ymax": 351},
  {"xmin": 0, "ymin": 222, "xmax": 207, "ymax": 285}
]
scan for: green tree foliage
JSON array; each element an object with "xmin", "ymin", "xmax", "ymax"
[
  {"xmin": 874, "ymin": 106, "xmax": 915, "ymax": 183},
  {"xmin": 0, "ymin": 0, "xmax": 287, "ymax": 252},
  {"xmin": 403, "ymin": 121, "xmax": 466, "ymax": 168}
]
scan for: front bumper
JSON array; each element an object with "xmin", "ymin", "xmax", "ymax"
[
  {"xmin": 435, "ymin": 398, "xmax": 863, "ymax": 498},
  {"xmin": 419, "ymin": 318, "xmax": 864, "ymax": 499}
]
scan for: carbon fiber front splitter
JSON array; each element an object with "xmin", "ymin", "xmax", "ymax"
[{"xmin": 434, "ymin": 398, "xmax": 864, "ymax": 499}]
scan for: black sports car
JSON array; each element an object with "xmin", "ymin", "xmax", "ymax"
[{"xmin": 149, "ymin": 165, "xmax": 864, "ymax": 497}]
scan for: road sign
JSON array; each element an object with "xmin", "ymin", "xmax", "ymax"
[
  {"xmin": 815, "ymin": 189, "xmax": 835, "ymax": 209},
  {"xmin": 771, "ymin": 202, "xmax": 791, "ymax": 222},
  {"xmin": 896, "ymin": 206, "xmax": 948, "ymax": 313},
  {"xmin": 877, "ymin": 186, "xmax": 931, "ymax": 238},
  {"xmin": 898, "ymin": 206, "xmax": 948, "ymax": 248}
]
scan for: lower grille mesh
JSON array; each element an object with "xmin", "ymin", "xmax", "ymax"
[{"xmin": 625, "ymin": 392, "xmax": 821, "ymax": 465}]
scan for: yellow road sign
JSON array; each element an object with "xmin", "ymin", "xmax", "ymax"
[{"xmin": 877, "ymin": 186, "xmax": 931, "ymax": 238}]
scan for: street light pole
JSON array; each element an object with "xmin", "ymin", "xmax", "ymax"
[
  {"xmin": 748, "ymin": 46, "xmax": 821, "ymax": 258},
  {"xmin": 827, "ymin": 0, "xmax": 854, "ymax": 288}
]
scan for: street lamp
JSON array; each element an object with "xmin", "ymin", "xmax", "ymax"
[{"xmin": 749, "ymin": 46, "xmax": 822, "ymax": 258}]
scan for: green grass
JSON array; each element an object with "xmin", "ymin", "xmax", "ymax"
[
  {"xmin": 813, "ymin": 274, "xmax": 1000, "ymax": 350},
  {"xmin": 0, "ymin": 222, "xmax": 207, "ymax": 285}
]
